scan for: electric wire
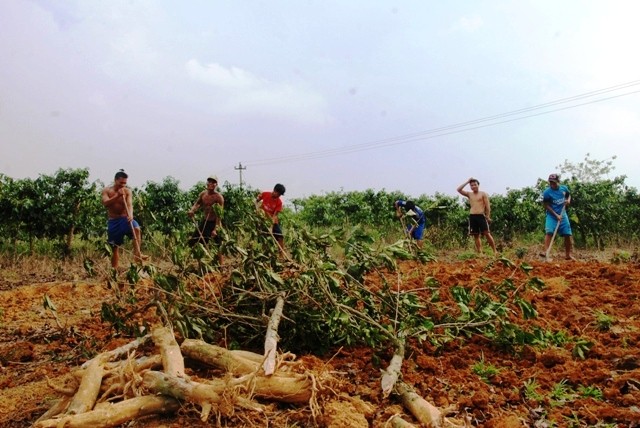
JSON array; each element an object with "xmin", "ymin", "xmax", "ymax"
[{"xmin": 242, "ymin": 80, "xmax": 640, "ymax": 167}]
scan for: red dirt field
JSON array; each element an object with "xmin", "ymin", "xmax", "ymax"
[{"xmin": 1, "ymin": 255, "xmax": 639, "ymax": 427}]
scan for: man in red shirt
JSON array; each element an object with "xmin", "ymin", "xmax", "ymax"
[{"xmin": 256, "ymin": 183, "xmax": 286, "ymax": 251}]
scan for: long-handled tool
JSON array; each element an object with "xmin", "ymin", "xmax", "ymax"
[
  {"xmin": 122, "ymin": 194, "xmax": 145, "ymax": 263},
  {"xmin": 399, "ymin": 214, "xmax": 419, "ymax": 254},
  {"xmin": 545, "ymin": 206, "xmax": 565, "ymax": 262}
]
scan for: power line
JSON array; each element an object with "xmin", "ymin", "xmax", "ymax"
[
  {"xmin": 234, "ymin": 162, "xmax": 247, "ymax": 188},
  {"xmin": 243, "ymin": 80, "xmax": 640, "ymax": 167}
]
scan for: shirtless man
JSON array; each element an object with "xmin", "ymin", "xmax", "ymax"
[
  {"xmin": 102, "ymin": 170, "xmax": 146, "ymax": 268},
  {"xmin": 188, "ymin": 176, "xmax": 225, "ymax": 253},
  {"xmin": 457, "ymin": 177, "xmax": 498, "ymax": 255}
]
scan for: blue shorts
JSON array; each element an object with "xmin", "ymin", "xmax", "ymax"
[
  {"xmin": 108, "ymin": 217, "xmax": 139, "ymax": 246},
  {"xmin": 545, "ymin": 213, "xmax": 572, "ymax": 236},
  {"xmin": 407, "ymin": 222, "xmax": 425, "ymax": 240}
]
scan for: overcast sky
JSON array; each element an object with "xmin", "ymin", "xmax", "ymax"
[{"xmin": 1, "ymin": 1, "xmax": 639, "ymax": 201}]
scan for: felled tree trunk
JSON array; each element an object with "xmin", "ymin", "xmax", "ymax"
[
  {"xmin": 181, "ymin": 339, "xmax": 261, "ymax": 374},
  {"xmin": 79, "ymin": 334, "xmax": 151, "ymax": 370},
  {"xmin": 66, "ymin": 354, "xmax": 108, "ymax": 415},
  {"xmin": 263, "ymin": 293, "xmax": 285, "ymax": 375},
  {"xmin": 239, "ymin": 371, "xmax": 312, "ymax": 403},
  {"xmin": 34, "ymin": 396, "xmax": 180, "ymax": 428},
  {"xmin": 152, "ymin": 326, "xmax": 185, "ymax": 377},
  {"xmin": 181, "ymin": 339, "xmax": 313, "ymax": 403},
  {"xmin": 381, "ymin": 336, "xmax": 405, "ymax": 397},
  {"xmin": 34, "ymin": 397, "xmax": 73, "ymax": 424},
  {"xmin": 143, "ymin": 370, "xmax": 264, "ymax": 421},
  {"xmin": 390, "ymin": 414, "xmax": 418, "ymax": 428},
  {"xmin": 395, "ymin": 382, "xmax": 442, "ymax": 428}
]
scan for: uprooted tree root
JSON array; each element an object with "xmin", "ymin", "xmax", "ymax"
[
  {"xmin": 33, "ymin": 324, "xmax": 460, "ymax": 427},
  {"xmin": 33, "ymin": 326, "xmax": 337, "ymax": 427}
]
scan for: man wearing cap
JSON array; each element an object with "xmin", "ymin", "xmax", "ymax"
[
  {"xmin": 542, "ymin": 173, "xmax": 574, "ymax": 260},
  {"xmin": 394, "ymin": 199, "xmax": 426, "ymax": 248},
  {"xmin": 188, "ymin": 176, "xmax": 224, "ymax": 252},
  {"xmin": 457, "ymin": 177, "xmax": 498, "ymax": 256}
]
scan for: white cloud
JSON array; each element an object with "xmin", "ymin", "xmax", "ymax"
[
  {"xmin": 185, "ymin": 59, "xmax": 330, "ymax": 123},
  {"xmin": 451, "ymin": 15, "xmax": 484, "ymax": 33},
  {"xmin": 185, "ymin": 60, "xmax": 263, "ymax": 90}
]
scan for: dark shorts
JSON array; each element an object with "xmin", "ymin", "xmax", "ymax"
[
  {"xmin": 406, "ymin": 222, "xmax": 425, "ymax": 240},
  {"xmin": 107, "ymin": 217, "xmax": 139, "ymax": 246},
  {"xmin": 189, "ymin": 220, "xmax": 221, "ymax": 246},
  {"xmin": 468, "ymin": 214, "xmax": 490, "ymax": 235},
  {"xmin": 272, "ymin": 223, "xmax": 283, "ymax": 238}
]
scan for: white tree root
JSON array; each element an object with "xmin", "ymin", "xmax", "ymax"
[
  {"xmin": 181, "ymin": 339, "xmax": 313, "ymax": 403},
  {"xmin": 181, "ymin": 339, "xmax": 261, "ymax": 374},
  {"xmin": 263, "ymin": 293, "xmax": 285, "ymax": 376},
  {"xmin": 34, "ymin": 395, "xmax": 180, "ymax": 428},
  {"xmin": 152, "ymin": 325, "xmax": 185, "ymax": 377},
  {"xmin": 143, "ymin": 370, "xmax": 264, "ymax": 421},
  {"xmin": 395, "ymin": 381, "xmax": 443, "ymax": 428},
  {"xmin": 36, "ymin": 330, "xmax": 325, "ymax": 425},
  {"xmin": 381, "ymin": 337, "xmax": 405, "ymax": 397},
  {"xmin": 79, "ymin": 334, "xmax": 151, "ymax": 370},
  {"xmin": 65, "ymin": 354, "xmax": 108, "ymax": 415},
  {"xmin": 390, "ymin": 414, "xmax": 418, "ymax": 428},
  {"xmin": 34, "ymin": 396, "xmax": 73, "ymax": 424}
]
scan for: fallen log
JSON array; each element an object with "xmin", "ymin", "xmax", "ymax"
[
  {"xmin": 80, "ymin": 334, "xmax": 151, "ymax": 370},
  {"xmin": 34, "ymin": 396, "xmax": 73, "ymax": 424},
  {"xmin": 181, "ymin": 340, "xmax": 314, "ymax": 403},
  {"xmin": 395, "ymin": 381, "xmax": 442, "ymax": 428},
  {"xmin": 77, "ymin": 354, "xmax": 163, "ymax": 383},
  {"xmin": 390, "ymin": 414, "xmax": 418, "ymax": 428},
  {"xmin": 66, "ymin": 354, "xmax": 108, "ymax": 415},
  {"xmin": 143, "ymin": 370, "xmax": 264, "ymax": 421},
  {"xmin": 181, "ymin": 339, "xmax": 260, "ymax": 374},
  {"xmin": 381, "ymin": 336, "xmax": 405, "ymax": 398},
  {"xmin": 152, "ymin": 325, "xmax": 185, "ymax": 377},
  {"xmin": 236, "ymin": 371, "xmax": 313, "ymax": 403},
  {"xmin": 263, "ymin": 293, "xmax": 285, "ymax": 376},
  {"xmin": 34, "ymin": 395, "xmax": 180, "ymax": 428}
]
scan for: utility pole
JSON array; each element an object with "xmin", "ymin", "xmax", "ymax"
[{"xmin": 234, "ymin": 162, "xmax": 246, "ymax": 189}]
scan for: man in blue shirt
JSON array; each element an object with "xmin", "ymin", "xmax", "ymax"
[
  {"xmin": 542, "ymin": 173, "xmax": 574, "ymax": 260},
  {"xmin": 394, "ymin": 199, "xmax": 426, "ymax": 248}
]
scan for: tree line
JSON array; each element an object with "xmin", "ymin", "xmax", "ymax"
[{"xmin": 1, "ymin": 159, "xmax": 638, "ymax": 256}]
